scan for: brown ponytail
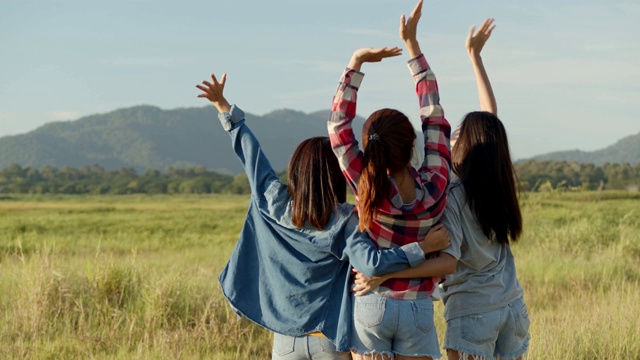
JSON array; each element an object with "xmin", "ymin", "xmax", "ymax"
[
  {"xmin": 358, "ymin": 140, "xmax": 389, "ymax": 231},
  {"xmin": 357, "ymin": 109, "xmax": 416, "ymax": 231}
]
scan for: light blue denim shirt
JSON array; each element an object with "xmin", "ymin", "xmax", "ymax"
[{"xmin": 217, "ymin": 105, "xmax": 426, "ymax": 352}]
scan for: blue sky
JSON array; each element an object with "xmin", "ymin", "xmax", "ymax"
[{"xmin": 1, "ymin": 0, "xmax": 639, "ymax": 160}]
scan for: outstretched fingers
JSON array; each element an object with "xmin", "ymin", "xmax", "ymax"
[
  {"xmin": 409, "ymin": 0, "xmax": 423, "ymax": 22},
  {"xmin": 467, "ymin": 18, "xmax": 496, "ymax": 55},
  {"xmin": 467, "ymin": 25, "xmax": 476, "ymax": 41},
  {"xmin": 380, "ymin": 46, "xmax": 403, "ymax": 58},
  {"xmin": 400, "ymin": 0, "xmax": 424, "ymax": 56},
  {"xmin": 209, "ymin": 72, "xmax": 227, "ymax": 87},
  {"xmin": 352, "ymin": 47, "xmax": 403, "ymax": 65},
  {"xmin": 195, "ymin": 83, "xmax": 210, "ymax": 98},
  {"xmin": 195, "ymin": 73, "xmax": 224, "ymax": 100},
  {"xmin": 479, "ymin": 18, "xmax": 495, "ymax": 34}
]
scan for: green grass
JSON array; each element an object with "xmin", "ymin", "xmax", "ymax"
[{"xmin": 0, "ymin": 192, "xmax": 638, "ymax": 359}]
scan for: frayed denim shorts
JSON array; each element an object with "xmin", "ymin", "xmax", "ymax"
[
  {"xmin": 444, "ymin": 297, "xmax": 530, "ymax": 360},
  {"xmin": 350, "ymin": 293, "xmax": 441, "ymax": 359},
  {"xmin": 271, "ymin": 333, "xmax": 351, "ymax": 360}
]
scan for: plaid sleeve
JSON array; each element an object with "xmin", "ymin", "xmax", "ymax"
[
  {"xmin": 408, "ymin": 54, "xmax": 451, "ymax": 208},
  {"xmin": 328, "ymin": 68, "xmax": 365, "ymax": 195}
]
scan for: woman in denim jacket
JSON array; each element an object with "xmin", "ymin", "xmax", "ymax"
[{"xmin": 196, "ymin": 71, "xmax": 450, "ymax": 359}]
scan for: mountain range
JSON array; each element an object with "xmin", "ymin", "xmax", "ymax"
[
  {"xmin": 0, "ymin": 105, "xmax": 364, "ymax": 174},
  {"xmin": 0, "ymin": 105, "xmax": 637, "ymax": 173},
  {"xmin": 527, "ymin": 132, "xmax": 640, "ymax": 166}
]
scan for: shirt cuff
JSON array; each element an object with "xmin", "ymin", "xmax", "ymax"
[
  {"xmin": 400, "ymin": 242, "xmax": 426, "ymax": 268},
  {"xmin": 217, "ymin": 104, "xmax": 245, "ymax": 131},
  {"xmin": 341, "ymin": 68, "xmax": 365, "ymax": 89},
  {"xmin": 407, "ymin": 53, "xmax": 430, "ymax": 76}
]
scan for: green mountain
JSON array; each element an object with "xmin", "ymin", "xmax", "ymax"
[
  {"xmin": 0, "ymin": 105, "xmax": 364, "ymax": 174},
  {"xmin": 528, "ymin": 132, "xmax": 640, "ymax": 165}
]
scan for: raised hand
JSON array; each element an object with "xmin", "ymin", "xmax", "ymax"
[
  {"xmin": 196, "ymin": 72, "xmax": 231, "ymax": 113},
  {"xmin": 466, "ymin": 18, "xmax": 496, "ymax": 57},
  {"xmin": 466, "ymin": 18, "xmax": 498, "ymax": 114},
  {"xmin": 399, "ymin": 0, "xmax": 423, "ymax": 58},
  {"xmin": 348, "ymin": 47, "xmax": 403, "ymax": 71},
  {"xmin": 419, "ymin": 223, "xmax": 451, "ymax": 254}
]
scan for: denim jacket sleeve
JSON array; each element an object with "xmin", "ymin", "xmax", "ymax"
[
  {"xmin": 219, "ymin": 105, "xmax": 288, "ymax": 212},
  {"xmin": 330, "ymin": 213, "xmax": 426, "ymax": 277}
]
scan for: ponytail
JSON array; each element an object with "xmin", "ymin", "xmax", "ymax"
[
  {"xmin": 358, "ymin": 108, "xmax": 416, "ymax": 232},
  {"xmin": 357, "ymin": 140, "xmax": 389, "ymax": 231}
]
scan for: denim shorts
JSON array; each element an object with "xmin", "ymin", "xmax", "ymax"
[
  {"xmin": 351, "ymin": 293, "xmax": 441, "ymax": 358},
  {"xmin": 272, "ymin": 333, "xmax": 351, "ymax": 360},
  {"xmin": 444, "ymin": 297, "xmax": 530, "ymax": 360}
]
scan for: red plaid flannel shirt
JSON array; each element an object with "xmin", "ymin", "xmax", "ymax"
[{"xmin": 328, "ymin": 54, "xmax": 451, "ymax": 299}]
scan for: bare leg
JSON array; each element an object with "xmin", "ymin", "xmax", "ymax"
[
  {"xmin": 446, "ymin": 350, "xmax": 479, "ymax": 360},
  {"xmin": 396, "ymin": 355, "xmax": 433, "ymax": 360},
  {"xmin": 447, "ymin": 350, "xmax": 460, "ymax": 360},
  {"xmin": 351, "ymin": 352, "xmax": 393, "ymax": 360}
]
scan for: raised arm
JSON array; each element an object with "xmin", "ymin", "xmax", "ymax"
[
  {"xmin": 451, "ymin": 18, "xmax": 497, "ymax": 148},
  {"xmin": 328, "ymin": 47, "xmax": 402, "ymax": 194},
  {"xmin": 401, "ymin": 0, "xmax": 451, "ymax": 205},
  {"xmin": 467, "ymin": 18, "xmax": 497, "ymax": 115},
  {"xmin": 196, "ymin": 73, "xmax": 281, "ymax": 199}
]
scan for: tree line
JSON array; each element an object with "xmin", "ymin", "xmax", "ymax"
[
  {"xmin": 0, "ymin": 161, "xmax": 638, "ymax": 195},
  {"xmin": 0, "ymin": 164, "xmax": 259, "ymax": 195},
  {"xmin": 515, "ymin": 160, "xmax": 640, "ymax": 192}
]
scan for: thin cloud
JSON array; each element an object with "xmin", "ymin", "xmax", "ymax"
[
  {"xmin": 0, "ymin": 112, "xmax": 18, "ymax": 122},
  {"xmin": 339, "ymin": 28, "xmax": 395, "ymax": 39},
  {"xmin": 595, "ymin": 92, "xmax": 640, "ymax": 106},
  {"xmin": 47, "ymin": 111, "xmax": 82, "ymax": 121},
  {"xmin": 106, "ymin": 57, "xmax": 179, "ymax": 67},
  {"xmin": 584, "ymin": 41, "xmax": 638, "ymax": 52},
  {"xmin": 492, "ymin": 59, "xmax": 640, "ymax": 86}
]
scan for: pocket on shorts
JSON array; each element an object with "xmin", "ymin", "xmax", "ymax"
[
  {"xmin": 319, "ymin": 341, "xmax": 351, "ymax": 359},
  {"xmin": 412, "ymin": 300, "xmax": 435, "ymax": 334},
  {"xmin": 354, "ymin": 294, "xmax": 386, "ymax": 328},
  {"xmin": 461, "ymin": 311, "xmax": 500, "ymax": 345},
  {"xmin": 513, "ymin": 300, "xmax": 530, "ymax": 339},
  {"xmin": 273, "ymin": 334, "xmax": 295, "ymax": 356}
]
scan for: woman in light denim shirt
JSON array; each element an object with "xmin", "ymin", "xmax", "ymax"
[{"xmin": 195, "ymin": 72, "xmax": 450, "ymax": 359}]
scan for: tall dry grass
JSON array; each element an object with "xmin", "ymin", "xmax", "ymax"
[{"xmin": 0, "ymin": 192, "xmax": 638, "ymax": 359}]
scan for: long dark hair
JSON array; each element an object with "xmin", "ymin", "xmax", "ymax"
[
  {"xmin": 358, "ymin": 108, "xmax": 416, "ymax": 232},
  {"xmin": 288, "ymin": 137, "xmax": 347, "ymax": 230},
  {"xmin": 453, "ymin": 111, "xmax": 522, "ymax": 244}
]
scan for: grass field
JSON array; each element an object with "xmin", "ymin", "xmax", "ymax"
[{"xmin": 0, "ymin": 192, "xmax": 638, "ymax": 359}]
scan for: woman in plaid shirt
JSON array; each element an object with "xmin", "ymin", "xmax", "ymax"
[
  {"xmin": 353, "ymin": 18, "xmax": 531, "ymax": 360},
  {"xmin": 328, "ymin": 1, "xmax": 455, "ymax": 359}
]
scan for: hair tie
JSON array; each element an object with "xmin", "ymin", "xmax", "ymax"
[{"xmin": 368, "ymin": 133, "xmax": 380, "ymax": 141}]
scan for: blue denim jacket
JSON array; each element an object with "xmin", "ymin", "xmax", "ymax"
[{"xmin": 217, "ymin": 105, "xmax": 425, "ymax": 352}]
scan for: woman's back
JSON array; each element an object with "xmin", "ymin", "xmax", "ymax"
[
  {"xmin": 439, "ymin": 181, "xmax": 523, "ymax": 320},
  {"xmin": 329, "ymin": 53, "xmax": 451, "ymax": 300}
]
